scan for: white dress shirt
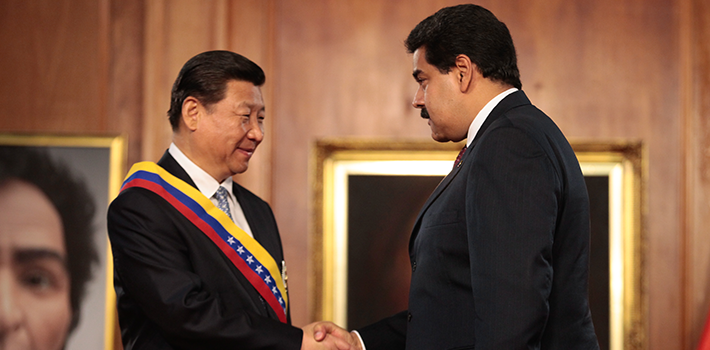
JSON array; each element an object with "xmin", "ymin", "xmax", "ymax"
[{"xmin": 465, "ymin": 87, "xmax": 518, "ymax": 147}]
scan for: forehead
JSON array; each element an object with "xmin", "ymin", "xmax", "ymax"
[
  {"xmin": 412, "ymin": 47, "xmax": 436, "ymax": 76},
  {"xmin": 221, "ymin": 80, "xmax": 265, "ymax": 110},
  {"xmin": 0, "ymin": 180, "xmax": 65, "ymax": 254}
]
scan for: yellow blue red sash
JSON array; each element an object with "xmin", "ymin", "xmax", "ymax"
[{"xmin": 121, "ymin": 162, "xmax": 288, "ymax": 323}]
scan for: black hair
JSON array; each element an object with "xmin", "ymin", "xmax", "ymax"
[
  {"xmin": 167, "ymin": 50, "xmax": 266, "ymax": 130},
  {"xmin": 0, "ymin": 146, "xmax": 98, "ymax": 332},
  {"xmin": 405, "ymin": 4, "xmax": 522, "ymax": 89}
]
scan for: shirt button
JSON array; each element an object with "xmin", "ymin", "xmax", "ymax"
[
  {"xmin": 412, "ymin": 261, "xmax": 417, "ymax": 272},
  {"xmin": 407, "ymin": 312, "xmax": 412, "ymax": 322}
]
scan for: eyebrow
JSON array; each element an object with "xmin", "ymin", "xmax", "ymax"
[
  {"xmin": 412, "ymin": 69, "xmax": 423, "ymax": 80},
  {"xmin": 14, "ymin": 249, "xmax": 67, "ymax": 267},
  {"xmin": 236, "ymin": 101, "xmax": 266, "ymax": 113}
]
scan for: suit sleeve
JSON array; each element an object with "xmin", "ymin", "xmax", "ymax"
[
  {"xmin": 357, "ymin": 311, "xmax": 407, "ymax": 350},
  {"xmin": 466, "ymin": 125, "xmax": 558, "ymax": 349},
  {"xmin": 107, "ymin": 188, "xmax": 302, "ymax": 350}
]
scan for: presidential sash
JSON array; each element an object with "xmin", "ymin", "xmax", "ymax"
[{"xmin": 121, "ymin": 162, "xmax": 288, "ymax": 323}]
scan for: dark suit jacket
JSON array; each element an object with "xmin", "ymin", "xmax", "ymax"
[
  {"xmin": 358, "ymin": 91, "xmax": 599, "ymax": 350},
  {"xmin": 107, "ymin": 152, "xmax": 302, "ymax": 350}
]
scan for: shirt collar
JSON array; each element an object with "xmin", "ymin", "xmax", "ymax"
[
  {"xmin": 466, "ymin": 88, "xmax": 518, "ymax": 147},
  {"xmin": 168, "ymin": 143, "xmax": 234, "ymax": 199}
]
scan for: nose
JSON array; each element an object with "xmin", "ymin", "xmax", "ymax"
[
  {"xmin": 247, "ymin": 119, "xmax": 264, "ymax": 144},
  {"xmin": 0, "ymin": 270, "xmax": 22, "ymax": 339},
  {"xmin": 412, "ymin": 86, "xmax": 425, "ymax": 109}
]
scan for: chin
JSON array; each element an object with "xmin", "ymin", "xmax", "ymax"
[
  {"xmin": 430, "ymin": 133, "xmax": 450, "ymax": 143},
  {"xmin": 231, "ymin": 164, "xmax": 249, "ymax": 175}
]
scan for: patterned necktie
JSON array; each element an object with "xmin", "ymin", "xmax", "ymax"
[
  {"xmin": 454, "ymin": 145, "xmax": 467, "ymax": 168},
  {"xmin": 214, "ymin": 186, "xmax": 233, "ymax": 221}
]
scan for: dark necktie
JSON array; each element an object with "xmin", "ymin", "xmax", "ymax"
[{"xmin": 454, "ymin": 145, "xmax": 467, "ymax": 168}]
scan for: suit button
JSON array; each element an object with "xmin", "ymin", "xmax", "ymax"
[
  {"xmin": 412, "ymin": 261, "xmax": 417, "ymax": 272},
  {"xmin": 407, "ymin": 312, "xmax": 412, "ymax": 322}
]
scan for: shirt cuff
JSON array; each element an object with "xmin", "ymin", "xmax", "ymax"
[{"xmin": 351, "ymin": 330, "xmax": 366, "ymax": 350}]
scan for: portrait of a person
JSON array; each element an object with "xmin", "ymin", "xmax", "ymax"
[{"xmin": 0, "ymin": 146, "xmax": 98, "ymax": 350}]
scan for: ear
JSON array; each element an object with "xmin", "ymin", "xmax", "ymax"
[
  {"xmin": 453, "ymin": 54, "xmax": 476, "ymax": 92},
  {"xmin": 181, "ymin": 96, "xmax": 201, "ymax": 131}
]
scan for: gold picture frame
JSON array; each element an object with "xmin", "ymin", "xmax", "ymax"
[
  {"xmin": 311, "ymin": 138, "xmax": 645, "ymax": 350},
  {"xmin": 0, "ymin": 133, "xmax": 127, "ymax": 350}
]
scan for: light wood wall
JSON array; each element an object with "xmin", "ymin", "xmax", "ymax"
[
  {"xmin": 683, "ymin": 0, "xmax": 710, "ymax": 347},
  {"xmin": 1, "ymin": 1, "xmax": 708, "ymax": 349}
]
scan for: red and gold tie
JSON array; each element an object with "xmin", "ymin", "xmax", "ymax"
[{"xmin": 454, "ymin": 145, "xmax": 467, "ymax": 168}]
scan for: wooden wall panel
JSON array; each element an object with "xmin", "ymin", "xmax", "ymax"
[
  {"xmin": 2, "ymin": 0, "xmax": 710, "ymax": 349},
  {"xmin": 142, "ymin": 0, "xmax": 229, "ymax": 164},
  {"xmin": 684, "ymin": 0, "xmax": 710, "ymax": 347},
  {"xmin": 0, "ymin": 0, "xmax": 105, "ymax": 132},
  {"xmin": 227, "ymin": 0, "xmax": 274, "ymax": 201},
  {"xmin": 106, "ymin": 0, "xmax": 145, "ymax": 168}
]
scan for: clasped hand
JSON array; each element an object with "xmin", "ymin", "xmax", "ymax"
[{"xmin": 300, "ymin": 322, "xmax": 363, "ymax": 350}]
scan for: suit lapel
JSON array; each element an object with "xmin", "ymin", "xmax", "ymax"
[
  {"xmin": 408, "ymin": 159, "xmax": 465, "ymax": 249},
  {"xmin": 157, "ymin": 151, "xmax": 198, "ymax": 189},
  {"xmin": 231, "ymin": 183, "xmax": 262, "ymax": 243},
  {"xmin": 415, "ymin": 162, "xmax": 463, "ymax": 222},
  {"xmin": 408, "ymin": 90, "xmax": 533, "ymax": 249}
]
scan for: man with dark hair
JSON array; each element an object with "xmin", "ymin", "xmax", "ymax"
[
  {"xmin": 318, "ymin": 4, "xmax": 599, "ymax": 350},
  {"xmin": 166, "ymin": 50, "xmax": 267, "ymax": 130},
  {"xmin": 108, "ymin": 50, "xmax": 354, "ymax": 350},
  {"xmin": 0, "ymin": 146, "xmax": 98, "ymax": 350}
]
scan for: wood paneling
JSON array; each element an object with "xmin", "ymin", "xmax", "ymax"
[
  {"xmin": 0, "ymin": 0, "xmax": 105, "ymax": 132},
  {"xmin": 227, "ymin": 0, "xmax": 275, "ymax": 201},
  {"xmin": 143, "ymin": 0, "xmax": 230, "ymax": 164},
  {"xmin": 1, "ymin": 1, "xmax": 709, "ymax": 349},
  {"xmin": 106, "ymin": 0, "xmax": 145, "ymax": 168},
  {"xmin": 683, "ymin": 0, "xmax": 710, "ymax": 348}
]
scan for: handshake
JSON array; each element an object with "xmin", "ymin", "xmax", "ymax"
[{"xmin": 301, "ymin": 322, "xmax": 364, "ymax": 350}]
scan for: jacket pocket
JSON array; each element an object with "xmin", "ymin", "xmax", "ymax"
[{"xmin": 421, "ymin": 209, "xmax": 462, "ymax": 228}]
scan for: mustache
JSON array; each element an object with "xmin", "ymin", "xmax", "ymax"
[{"xmin": 420, "ymin": 109, "xmax": 430, "ymax": 119}]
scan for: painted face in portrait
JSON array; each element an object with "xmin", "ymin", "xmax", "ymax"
[
  {"xmin": 411, "ymin": 47, "xmax": 470, "ymax": 143},
  {"xmin": 0, "ymin": 179, "xmax": 72, "ymax": 350},
  {"xmin": 187, "ymin": 80, "xmax": 265, "ymax": 182}
]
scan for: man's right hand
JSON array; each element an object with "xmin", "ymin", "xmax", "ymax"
[{"xmin": 301, "ymin": 321, "xmax": 362, "ymax": 350}]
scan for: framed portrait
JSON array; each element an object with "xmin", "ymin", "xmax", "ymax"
[
  {"xmin": 0, "ymin": 133, "xmax": 126, "ymax": 350},
  {"xmin": 311, "ymin": 139, "xmax": 645, "ymax": 350}
]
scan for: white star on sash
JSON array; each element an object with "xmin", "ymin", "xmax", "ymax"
[
  {"xmin": 237, "ymin": 245, "xmax": 245, "ymax": 254},
  {"xmin": 272, "ymin": 286, "xmax": 278, "ymax": 294},
  {"xmin": 265, "ymin": 276, "xmax": 272, "ymax": 284},
  {"xmin": 279, "ymin": 297, "xmax": 284, "ymax": 305},
  {"xmin": 256, "ymin": 265, "xmax": 263, "ymax": 274},
  {"xmin": 247, "ymin": 255, "xmax": 254, "ymax": 264},
  {"xmin": 227, "ymin": 236, "xmax": 236, "ymax": 245}
]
